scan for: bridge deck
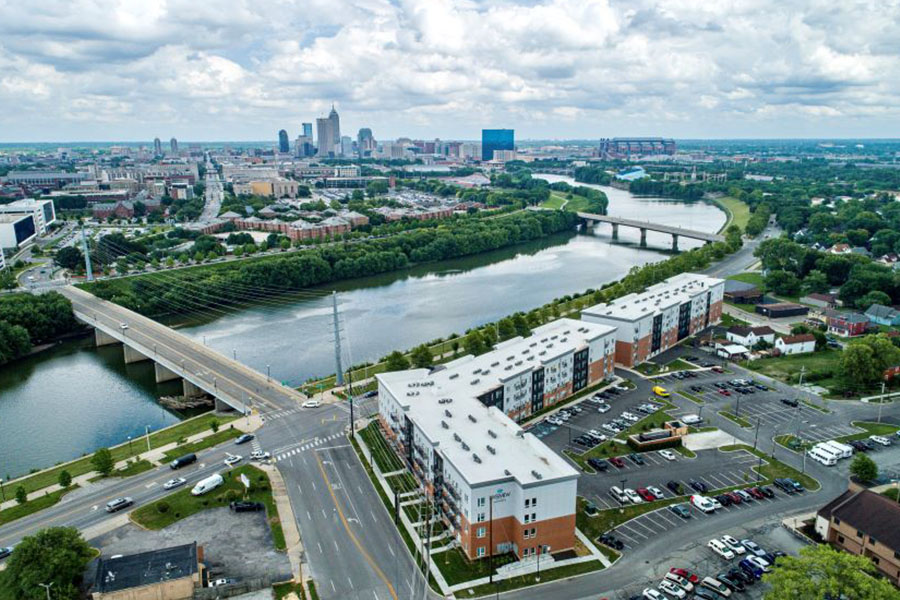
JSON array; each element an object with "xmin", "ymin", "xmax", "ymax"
[
  {"xmin": 61, "ymin": 286, "xmax": 305, "ymax": 412},
  {"xmin": 576, "ymin": 211, "xmax": 723, "ymax": 242}
]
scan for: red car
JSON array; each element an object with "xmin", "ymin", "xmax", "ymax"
[
  {"xmin": 608, "ymin": 457, "xmax": 625, "ymax": 468},
  {"xmin": 747, "ymin": 487, "xmax": 765, "ymax": 500},
  {"xmin": 637, "ymin": 488, "xmax": 656, "ymax": 502},
  {"xmin": 669, "ymin": 567, "xmax": 700, "ymax": 584},
  {"xmin": 725, "ymin": 491, "xmax": 743, "ymax": 504},
  {"xmin": 718, "ymin": 388, "xmax": 731, "ymax": 396},
  {"xmin": 712, "ymin": 366, "xmax": 724, "ymax": 373}
]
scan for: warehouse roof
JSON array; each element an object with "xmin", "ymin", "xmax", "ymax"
[
  {"xmin": 93, "ymin": 543, "xmax": 198, "ymax": 594},
  {"xmin": 582, "ymin": 273, "xmax": 724, "ymax": 322}
]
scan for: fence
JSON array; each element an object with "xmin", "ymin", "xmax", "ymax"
[{"xmin": 193, "ymin": 573, "xmax": 292, "ymax": 599}]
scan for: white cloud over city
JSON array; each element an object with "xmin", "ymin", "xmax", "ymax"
[{"xmin": 0, "ymin": 0, "xmax": 898, "ymax": 141}]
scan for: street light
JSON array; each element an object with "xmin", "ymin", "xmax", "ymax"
[
  {"xmin": 127, "ymin": 436, "xmax": 132, "ymax": 457},
  {"xmin": 0, "ymin": 478, "xmax": 4, "ymax": 502},
  {"xmin": 266, "ymin": 364, "xmax": 271, "ymax": 382},
  {"xmin": 38, "ymin": 582, "xmax": 53, "ymax": 600},
  {"xmin": 145, "ymin": 425, "xmax": 151, "ymax": 452}
]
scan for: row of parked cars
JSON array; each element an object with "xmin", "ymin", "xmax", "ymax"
[{"xmin": 642, "ymin": 540, "xmax": 786, "ymax": 599}]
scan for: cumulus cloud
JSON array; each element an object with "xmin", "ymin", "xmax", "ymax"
[{"xmin": 0, "ymin": 0, "xmax": 898, "ymax": 141}]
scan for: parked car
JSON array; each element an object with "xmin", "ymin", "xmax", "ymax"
[
  {"xmin": 693, "ymin": 587, "xmax": 719, "ymax": 600},
  {"xmin": 735, "ymin": 489, "xmax": 753, "ymax": 502},
  {"xmin": 302, "ymin": 399, "xmax": 321, "ymax": 408},
  {"xmin": 786, "ymin": 478, "xmax": 805, "ymax": 493},
  {"xmin": 235, "ymin": 433, "xmax": 254, "ymax": 445},
  {"xmin": 669, "ymin": 504, "xmax": 691, "ymax": 519},
  {"xmin": 647, "ymin": 486, "xmax": 665, "ymax": 499},
  {"xmin": 708, "ymin": 539, "xmax": 735, "ymax": 560},
  {"xmin": 747, "ymin": 487, "xmax": 765, "ymax": 500},
  {"xmin": 758, "ymin": 485, "xmax": 775, "ymax": 498},
  {"xmin": 637, "ymin": 488, "xmax": 656, "ymax": 502},
  {"xmin": 588, "ymin": 458, "xmax": 609, "ymax": 471},
  {"xmin": 773, "ymin": 478, "xmax": 795, "ymax": 494},
  {"xmin": 658, "ymin": 449, "xmax": 676, "ymax": 461},
  {"xmin": 230, "ymin": 501, "xmax": 264, "ymax": 512},
  {"xmin": 746, "ymin": 555, "xmax": 771, "ymax": 572},
  {"xmin": 739, "ymin": 558, "xmax": 763, "ymax": 580},
  {"xmin": 663, "ymin": 572, "xmax": 694, "ymax": 592},
  {"xmin": 721, "ymin": 535, "xmax": 745, "ymax": 555},
  {"xmin": 668, "ymin": 568, "xmax": 700, "ymax": 584},
  {"xmin": 658, "ymin": 579, "xmax": 686, "ymax": 598},
  {"xmin": 163, "ymin": 477, "xmax": 187, "ymax": 490},
  {"xmin": 629, "ymin": 453, "xmax": 645, "ymax": 465},
  {"xmin": 741, "ymin": 539, "xmax": 766, "ymax": 558},
  {"xmin": 716, "ymin": 572, "xmax": 745, "ymax": 593},
  {"xmin": 609, "ymin": 457, "xmax": 625, "ymax": 468},
  {"xmin": 870, "ymin": 435, "xmax": 892, "ymax": 446},
  {"xmin": 700, "ymin": 576, "xmax": 733, "ymax": 597},
  {"xmin": 666, "ymin": 480, "xmax": 682, "ymax": 494},
  {"xmin": 780, "ymin": 398, "xmax": 799, "ymax": 407},
  {"xmin": 689, "ymin": 479, "xmax": 708, "ymax": 493},
  {"xmin": 584, "ymin": 501, "xmax": 599, "ymax": 516},
  {"xmin": 725, "ymin": 491, "xmax": 742, "ymax": 504},
  {"xmin": 224, "ymin": 453, "xmax": 243, "ymax": 466},
  {"xmin": 624, "ymin": 488, "xmax": 643, "ymax": 504},
  {"xmin": 642, "ymin": 588, "xmax": 665, "ymax": 600},
  {"xmin": 0, "ymin": 547, "xmax": 13, "ymax": 560},
  {"xmin": 691, "ymin": 495, "xmax": 716, "ymax": 513},
  {"xmin": 597, "ymin": 403, "xmax": 611, "ymax": 413}
]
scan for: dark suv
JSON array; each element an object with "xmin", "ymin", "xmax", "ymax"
[{"xmin": 230, "ymin": 501, "xmax": 264, "ymax": 513}]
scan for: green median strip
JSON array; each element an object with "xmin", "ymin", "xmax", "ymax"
[
  {"xmin": 719, "ymin": 444, "xmax": 819, "ymax": 491},
  {"xmin": 719, "ymin": 410, "xmax": 752, "ymax": 428},
  {"xmin": 678, "ymin": 390, "xmax": 704, "ymax": 404},
  {"xmin": 131, "ymin": 465, "xmax": 285, "ymax": 551},
  {"xmin": 835, "ymin": 421, "xmax": 899, "ymax": 443},
  {"xmin": 89, "ymin": 459, "xmax": 154, "ymax": 482},
  {"xmin": 161, "ymin": 427, "xmax": 243, "ymax": 461},
  {"xmin": 0, "ymin": 486, "xmax": 78, "ymax": 527}
]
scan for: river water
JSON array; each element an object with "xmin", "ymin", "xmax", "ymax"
[{"xmin": 0, "ymin": 177, "xmax": 725, "ymax": 477}]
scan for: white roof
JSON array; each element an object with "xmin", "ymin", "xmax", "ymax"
[
  {"xmin": 378, "ymin": 318, "xmax": 614, "ymax": 487},
  {"xmin": 582, "ymin": 273, "xmax": 724, "ymax": 322}
]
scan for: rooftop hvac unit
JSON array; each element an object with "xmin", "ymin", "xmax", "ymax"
[
  {"xmin": 529, "ymin": 342, "xmax": 537, "ymax": 347},
  {"xmin": 482, "ymin": 369, "xmax": 490, "ymax": 375},
  {"xmin": 491, "ymin": 361, "xmax": 500, "ymax": 367},
  {"xmin": 444, "ymin": 409, "xmax": 452, "ymax": 418},
  {"xmin": 488, "ymin": 429, "xmax": 497, "ymax": 439},
  {"xmin": 468, "ymin": 414, "xmax": 477, "ymax": 423},
  {"xmin": 504, "ymin": 469, "xmax": 512, "ymax": 476},
  {"xmin": 472, "ymin": 454, "xmax": 482, "ymax": 464},
  {"xmin": 505, "ymin": 365, "xmax": 512, "ymax": 370},
  {"xmin": 449, "ymin": 373, "xmax": 459, "ymax": 379},
  {"xmin": 453, "ymin": 433, "xmax": 461, "ymax": 442},
  {"xmin": 461, "ymin": 442, "xmax": 470, "ymax": 451},
  {"xmin": 441, "ymin": 421, "xmax": 449, "ymax": 429},
  {"xmin": 531, "ymin": 470, "xmax": 543, "ymax": 480},
  {"xmin": 515, "ymin": 361, "xmax": 523, "ymax": 366},
  {"xmin": 471, "ymin": 379, "xmax": 480, "ymax": 385},
  {"xmin": 486, "ymin": 445, "xmax": 496, "ymax": 455}
]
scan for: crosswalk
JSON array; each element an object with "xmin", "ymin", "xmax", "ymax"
[
  {"xmin": 262, "ymin": 407, "xmax": 304, "ymax": 422},
  {"xmin": 273, "ymin": 433, "xmax": 346, "ymax": 462}
]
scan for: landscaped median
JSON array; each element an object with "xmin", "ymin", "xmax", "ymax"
[
  {"xmin": 835, "ymin": 421, "xmax": 899, "ymax": 443},
  {"xmin": 130, "ymin": 464, "xmax": 286, "ymax": 551},
  {"xmin": 719, "ymin": 444, "xmax": 820, "ymax": 491},
  {"xmin": 719, "ymin": 410, "xmax": 753, "ymax": 428},
  {"xmin": 0, "ymin": 486, "xmax": 79, "ymax": 526}
]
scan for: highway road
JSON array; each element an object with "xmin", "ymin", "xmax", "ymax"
[{"xmin": 200, "ymin": 157, "xmax": 223, "ymax": 223}]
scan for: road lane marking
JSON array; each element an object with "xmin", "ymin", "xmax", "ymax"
[{"xmin": 315, "ymin": 452, "xmax": 399, "ymax": 600}]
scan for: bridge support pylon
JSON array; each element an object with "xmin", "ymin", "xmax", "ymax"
[
  {"xmin": 183, "ymin": 379, "xmax": 203, "ymax": 398},
  {"xmin": 123, "ymin": 344, "xmax": 151, "ymax": 364},
  {"xmin": 611, "ymin": 223, "xmax": 618, "ymax": 240},
  {"xmin": 639, "ymin": 228, "xmax": 647, "ymax": 247},
  {"xmin": 95, "ymin": 329, "xmax": 119, "ymax": 347},
  {"xmin": 672, "ymin": 234, "xmax": 679, "ymax": 252},
  {"xmin": 155, "ymin": 362, "xmax": 180, "ymax": 383}
]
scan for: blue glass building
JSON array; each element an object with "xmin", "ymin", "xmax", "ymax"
[{"xmin": 481, "ymin": 129, "xmax": 515, "ymax": 161}]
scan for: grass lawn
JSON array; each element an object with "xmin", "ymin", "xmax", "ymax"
[
  {"xmin": 161, "ymin": 428, "xmax": 243, "ymax": 461},
  {"xmin": 464, "ymin": 559, "xmax": 605, "ymax": 596},
  {"xmin": 438, "ymin": 548, "xmax": 518, "ymax": 586},
  {"xmin": 719, "ymin": 444, "xmax": 820, "ymax": 491},
  {"xmin": 835, "ymin": 421, "xmax": 899, "ymax": 443},
  {"xmin": 727, "ymin": 272, "xmax": 765, "ymax": 287},
  {"xmin": 634, "ymin": 362, "xmax": 660, "ymax": 375},
  {"xmin": 90, "ymin": 459, "xmax": 154, "ymax": 482},
  {"xmin": 721, "ymin": 313, "xmax": 749, "ymax": 327},
  {"xmin": 775, "ymin": 434, "xmax": 813, "ymax": 452},
  {"xmin": 741, "ymin": 349, "xmax": 841, "ymax": 384},
  {"xmin": 0, "ymin": 486, "xmax": 78, "ymax": 526},
  {"xmin": 540, "ymin": 192, "xmax": 567, "ymax": 210},
  {"xmin": 675, "ymin": 445, "xmax": 697, "ymax": 458},
  {"xmin": 385, "ymin": 472, "xmax": 417, "ymax": 494},
  {"xmin": 273, "ymin": 582, "xmax": 307, "ymax": 600},
  {"xmin": 359, "ymin": 422, "xmax": 404, "ymax": 473},
  {"xmin": 719, "ymin": 410, "xmax": 753, "ymax": 428},
  {"xmin": 666, "ymin": 358, "xmax": 698, "ymax": 371},
  {"xmin": 9, "ymin": 412, "xmax": 237, "ymax": 495},
  {"xmin": 678, "ymin": 390, "xmax": 705, "ymax": 404},
  {"xmin": 714, "ymin": 196, "xmax": 751, "ymax": 233},
  {"xmin": 308, "ymin": 581, "xmax": 320, "ymax": 600},
  {"xmin": 131, "ymin": 465, "xmax": 286, "ymax": 551},
  {"xmin": 801, "ymin": 399, "xmax": 831, "ymax": 413}
]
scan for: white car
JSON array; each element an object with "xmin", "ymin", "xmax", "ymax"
[
  {"xmin": 721, "ymin": 535, "xmax": 746, "ymax": 555},
  {"xmin": 870, "ymin": 435, "xmax": 892, "ymax": 446},
  {"xmin": 647, "ymin": 486, "xmax": 665, "ymax": 500},
  {"xmin": 597, "ymin": 404, "xmax": 611, "ymax": 413},
  {"xmin": 624, "ymin": 488, "xmax": 643, "ymax": 504},
  {"xmin": 302, "ymin": 399, "xmax": 320, "ymax": 408},
  {"xmin": 747, "ymin": 555, "xmax": 771, "ymax": 572},
  {"xmin": 663, "ymin": 572, "xmax": 694, "ymax": 591},
  {"xmin": 163, "ymin": 477, "xmax": 186, "ymax": 490},
  {"xmin": 659, "ymin": 579, "xmax": 687, "ymax": 598},
  {"xmin": 658, "ymin": 449, "xmax": 676, "ymax": 461},
  {"xmin": 250, "ymin": 450, "xmax": 271, "ymax": 461},
  {"xmin": 547, "ymin": 417, "xmax": 563, "ymax": 426},
  {"xmin": 691, "ymin": 495, "xmax": 715, "ymax": 513},
  {"xmin": 708, "ymin": 497, "xmax": 723, "ymax": 511},
  {"xmin": 708, "ymin": 539, "xmax": 735, "ymax": 560},
  {"xmin": 224, "ymin": 453, "xmax": 242, "ymax": 466},
  {"xmin": 642, "ymin": 589, "xmax": 664, "ymax": 600}
]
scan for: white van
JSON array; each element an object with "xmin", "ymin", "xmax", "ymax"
[
  {"xmin": 681, "ymin": 414, "xmax": 702, "ymax": 425},
  {"xmin": 818, "ymin": 441, "xmax": 852, "ymax": 459},
  {"xmin": 609, "ymin": 486, "xmax": 630, "ymax": 504},
  {"xmin": 807, "ymin": 448, "xmax": 836, "ymax": 466},
  {"xmin": 691, "ymin": 495, "xmax": 716, "ymax": 513},
  {"xmin": 812, "ymin": 444, "xmax": 842, "ymax": 462},
  {"xmin": 191, "ymin": 473, "xmax": 224, "ymax": 496}
]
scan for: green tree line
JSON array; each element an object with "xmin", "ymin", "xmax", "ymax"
[{"xmin": 0, "ymin": 292, "xmax": 80, "ymax": 365}]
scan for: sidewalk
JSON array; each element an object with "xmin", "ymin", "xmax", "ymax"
[
  {"xmin": 261, "ymin": 463, "xmax": 306, "ymax": 584},
  {"xmin": 0, "ymin": 412, "xmax": 262, "ymax": 511}
]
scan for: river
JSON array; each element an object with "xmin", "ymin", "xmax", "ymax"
[{"xmin": 0, "ymin": 177, "xmax": 725, "ymax": 477}]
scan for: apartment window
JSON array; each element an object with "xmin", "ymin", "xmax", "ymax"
[
  {"xmin": 532, "ymin": 497, "xmax": 537, "ymax": 506},
  {"xmin": 477, "ymin": 512, "xmax": 486, "ymax": 523},
  {"xmin": 834, "ymin": 518, "xmax": 841, "ymax": 525},
  {"xmin": 530, "ymin": 527, "xmax": 536, "ymax": 537},
  {"xmin": 870, "ymin": 537, "xmax": 878, "ymax": 546},
  {"xmin": 477, "ymin": 497, "xmax": 485, "ymax": 508},
  {"xmin": 477, "ymin": 547, "xmax": 485, "ymax": 558},
  {"xmin": 872, "ymin": 556, "xmax": 880, "ymax": 565},
  {"xmin": 524, "ymin": 514, "xmax": 530, "ymax": 524},
  {"xmin": 531, "ymin": 512, "xmax": 536, "ymax": 522},
  {"xmin": 525, "ymin": 499, "xmax": 530, "ymax": 509},
  {"xmin": 523, "ymin": 529, "xmax": 530, "ymax": 539},
  {"xmin": 838, "ymin": 535, "xmax": 845, "ymax": 544},
  {"xmin": 477, "ymin": 527, "xmax": 486, "ymax": 539},
  {"xmin": 857, "ymin": 530, "xmax": 864, "ymax": 538}
]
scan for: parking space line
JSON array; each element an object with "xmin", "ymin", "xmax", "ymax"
[
  {"xmin": 638, "ymin": 513, "xmax": 669, "ymax": 531},
  {"xmin": 617, "ymin": 524, "xmax": 647, "ymax": 540},
  {"xmin": 628, "ymin": 518, "xmax": 660, "ymax": 536}
]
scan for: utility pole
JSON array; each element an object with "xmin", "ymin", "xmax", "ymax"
[
  {"xmin": 878, "ymin": 381, "xmax": 886, "ymax": 423},
  {"xmin": 38, "ymin": 582, "xmax": 53, "ymax": 600},
  {"xmin": 80, "ymin": 223, "xmax": 94, "ymax": 281},
  {"xmin": 332, "ymin": 291, "xmax": 344, "ymax": 386}
]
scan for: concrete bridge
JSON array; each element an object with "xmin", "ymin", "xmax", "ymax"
[
  {"xmin": 60, "ymin": 286, "xmax": 305, "ymax": 413},
  {"xmin": 533, "ymin": 168, "xmax": 574, "ymax": 176},
  {"xmin": 576, "ymin": 211, "xmax": 723, "ymax": 250}
]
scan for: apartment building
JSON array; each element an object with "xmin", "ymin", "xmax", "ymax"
[
  {"xmin": 581, "ymin": 273, "xmax": 725, "ymax": 367},
  {"xmin": 0, "ymin": 199, "xmax": 56, "ymax": 235},
  {"xmin": 815, "ymin": 487, "xmax": 900, "ymax": 586},
  {"xmin": 376, "ymin": 319, "xmax": 616, "ymax": 560}
]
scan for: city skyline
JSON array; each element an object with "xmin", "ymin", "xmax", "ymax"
[{"xmin": 2, "ymin": 1, "xmax": 899, "ymax": 142}]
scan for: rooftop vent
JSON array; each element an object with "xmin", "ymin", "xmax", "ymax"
[
  {"xmin": 453, "ymin": 433, "xmax": 461, "ymax": 442},
  {"xmin": 473, "ymin": 454, "xmax": 482, "ymax": 464},
  {"xmin": 505, "ymin": 365, "xmax": 512, "ymax": 370},
  {"xmin": 444, "ymin": 409, "xmax": 452, "ymax": 418},
  {"xmin": 515, "ymin": 361, "xmax": 523, "ymax": 366},
  {"xmin": 470, "ymin": 379, "xmax": 480, "ymax": 385},
  {"xmin": 461, "ymin": 442, "xmax": 470, "ymax": 451},
  {"xmin": 449, "ymin": 373, "xmax": 459, "ymax": 379},
  {"xmin": 529, "ymin": 342, "xmax": 538, "ymax": 347},
  {"xmin": 504, "ymin": 469, "xmax": 512, "ymax": 476},
  {"xmin": 487, "ymin": 445, "xmax": 496, "ymax": 455},
  {"xmin": 491, "ymin": 361, "xmax": 500, "ymax": 367},
  {"xmin": 516, "ymin": 431, "xmax": 525, "ymax": 438},
  {"xmin": 468, "ymin": 414, "xmax": 477, "ymax": 423},
  {"xmin": 441, "ymin": 420, "xmax": 449, "ymax": 429},
  {"xmin": 488, "ymin": 429, "xmax": 497, "ymax": 439},
  {"xmin": 538, "ymin": 351, "xmax": 546, "ymax": 356},
  {"xmin": 531, "ymin": 470, "xmax": 543, "ymax": 480}
]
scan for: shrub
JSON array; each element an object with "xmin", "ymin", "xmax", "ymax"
[{"xmin": 156, "ymin": 501, "xmax": 170, "ymax": 514}]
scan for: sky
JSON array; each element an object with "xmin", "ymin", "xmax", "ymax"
[{"xmin": 1, "ymin": 0, "xmax": 898, "ymax": 142}]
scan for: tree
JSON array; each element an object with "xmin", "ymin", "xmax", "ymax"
[
  {"xmin": 451, "ymin": 340, "xmax": 460, "ymax": 356},
  {"xmin": 839, "ymin": 343, "xmax": 879, "ymax": 387},
  {"xmin": 280, "ymin": 238, "xmax": 291, "ymax": 250},
  {"xmin": 762, "ymin": 544, "xmax": 900, "ymax": 600},
  {"xmin": 54, "ymin": 246, "xmax": 83, "ymax": 271},
  {"xmin": 410, "ymin": 344, "xmax": 433, "ymax": 368},
  {"xmin": 0, "ymin": 527, "xmax": 94, "ymax": 600},
  {"xmin": 764, "ymin": 270, "xmax": 801, "ymax": 296},
  {"xmin": 497, "ymin": 318, "xmax": 516, "ymax": 341},
  {"xmin": 849, "ymin": 453, "xmax": 878, "ymax": 482},
  {"xmin": 384, "ymin": 351, "xmax": 410, "ymax": 371},
  {"xmin": 210, "ymin": 419, "xmax": 219, "ymax": 434},
  {"xmin": 464, "ymin": 330, "xmax": 487, "ymax": 356},
  {"xmin": 91, "ymin": 447, "xmax": 114, "ymax": 477},
  {"xmin": 15, "ymin": 486, "xmax": 26, "ymax": 505},
  {"xmin": 857, "ymin": 290, "xmax": 892, "ymax": 310},
  {"xmin": 512, "ymin": 314, "xmax": 531, "ymax": 338},
  {"xmin": 58, "ymin": 470, "xmax": 72, "ymax": 488},
  {"xmin": 801, "ymin": 270, "xmax": 829, "ymax": 295}
]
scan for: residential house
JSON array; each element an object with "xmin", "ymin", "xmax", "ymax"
[
  {"xmin": 725, "ymin": 326, "xmax": 776, "ymax": 347},
  {"xmin": 829, "ymin": 243, "xmax": 851, "ymax": 255},
  {"xmin": 865, "ymin": 304, "xmax": 900, "ymax": 327},
  {"xmin": 775, "ymin": 333, "xmax": 816, "ymax": 355},
  {"xmin": 826, "ymin": 310, "xmax": 870, "ymax": 337},
  {"xmin": 800, "ymin": 292, "xmax": 838, "ymax": 309},
  {"xmin": 815, "ymin": 487, "xmax": 900, "ymax": 586}
]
